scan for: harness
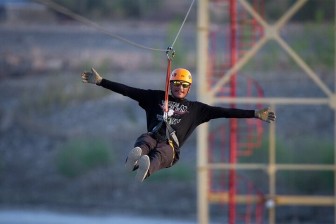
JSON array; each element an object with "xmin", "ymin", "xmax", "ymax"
[
  {"xmin": 151, "ymin": 118, "xmax": 179, "ymax": 148},
  {"xmin": 151, "ymin": 47, "xmax": 179, "ymax": 148}
]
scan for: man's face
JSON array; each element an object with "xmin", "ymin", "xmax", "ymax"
[{"xmin": 170, "ymin": 80, "xmax": 191, "ymax": 99}]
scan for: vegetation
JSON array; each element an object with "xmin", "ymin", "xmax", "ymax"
[
  {"xmin": 166, "ymin": 19, "xmax": 187, "ymax": 68},
  {"xmin": 278, "ymin": 138, "xmax": 334, "ymax": 194},
  {"xmin": 239, "ymin": 137, "xmax": 334, "ymax": 194},
  {"xmin": 265, "ymin": 0, "xmax": 334, "ymax": 22},
  {"xmin": 18, "ymin": 74, "xmax": 107, "ymax": 116},
  {"xmin": 52, "ymin": 0, "xmax": 162, "ymax": 20},
  {"xmin": 51, "ymin": 0, "xmax": 334, "ymax": 22},
  {"xmin": 148, "ymin": 163, "xmax": 194, "ymax": 182},
  {"xmin": 244, "ymin": 22, "xmax": 334, "ymax": 72},
  {"xmin": 56, "ymin": 137, "xmax": 113, "ymax": 178}
]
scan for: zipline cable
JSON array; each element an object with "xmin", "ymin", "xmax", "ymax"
[
  {"xmin": 169, "ymin": 0, "xmax": 195, "ymax": 49},
  {"xmin": 33, "ymin": 0, "xmax": 194, "ymax": 119},
  {"xmin": 163, "ymin": 0, "xmax": 195, "ymax": 117},
  {"xmin": 34, "ymin": 0, "xmax": 195, "ymax": 53},
  {"xmin": 34, "ymin": 0, "xmax": 165, "ymax": 51}
]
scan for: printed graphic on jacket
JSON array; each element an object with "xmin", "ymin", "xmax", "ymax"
[{"xmin": 157, "ymin": 100, "xmax": 189, "ymax": 125}]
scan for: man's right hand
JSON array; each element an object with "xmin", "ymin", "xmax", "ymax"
[{"xmin": 81, "ymin": 68, "xmax": 103, "ymax": 85}]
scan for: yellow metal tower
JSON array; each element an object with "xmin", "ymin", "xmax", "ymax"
[{"xmin": 197, "ymin": 0, "xmax": 336, "ymax": 223}]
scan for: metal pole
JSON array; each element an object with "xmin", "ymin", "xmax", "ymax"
[
  {"xmin": 228, "ymin": 0, "xmax": 238, "ymax": 223},
  {"xmin": 334, "ymin": 2, "xmax": 336, "ymax": 222},
  {"xmin": 268, "ymin": 104, "xmax": 276, "ymax": 224},
  {"xmin": 197, "ymin": 0, "xmax": 209, "ymax": 223}
]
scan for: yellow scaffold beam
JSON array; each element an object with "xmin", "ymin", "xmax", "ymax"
[{"xmin": 209, "ymin": 192, "xmax": 335, "ymax": 206}]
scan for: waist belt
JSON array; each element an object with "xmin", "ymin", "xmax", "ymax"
[
  {"xmin": 151, "ymin": 131, "xmax": 166, "ymax": 142},
  {"xmin": 151, "ymin": 120, "xmax": 179, "ymax": 147}
]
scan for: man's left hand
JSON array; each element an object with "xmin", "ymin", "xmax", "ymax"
[{"xmin": 255, "ymin": 107, "xmax": 276, "ymax": 123}]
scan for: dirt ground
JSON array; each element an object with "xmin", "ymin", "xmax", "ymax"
[
  {"xmin": 0, "ymin": 209, "xmax": 203, "ymax": 224},
  {"xmin": 0, "ymin": 20, "xmax": 202, "ymax": 222}
]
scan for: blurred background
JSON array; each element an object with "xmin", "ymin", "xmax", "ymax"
[{"xmin": 0, "ymin": 0, "xmax": 334, "ymax": 223}]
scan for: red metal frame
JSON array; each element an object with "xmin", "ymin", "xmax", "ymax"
[
  {"xmin": 228, "ymin": 1, "xmax": 238, "ymax": 223},
  {"xmin": 207, "ymin": 0, "xmax": 265, "ymax": 223}
]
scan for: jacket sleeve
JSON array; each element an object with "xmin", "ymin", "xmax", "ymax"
[
  {"xmin": 98, "ymin": 78, "xmax": 148, "ymax": 102},
  {"xmin": 198, "ymin": 102, "xmax": 256, "ymax": 123}
]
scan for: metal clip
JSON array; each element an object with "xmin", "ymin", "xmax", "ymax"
[
  {"xmin": 163, "ymin": 111, "xmax": 168, "ymax": 122},
  {"xmin": 166, "ymin": 47, "xmax": 175, "ymax": 60}
]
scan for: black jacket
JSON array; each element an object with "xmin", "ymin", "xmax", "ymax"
[{"xmin": 99, "ymin": 79, "xmax": 256, "ymax": 149}]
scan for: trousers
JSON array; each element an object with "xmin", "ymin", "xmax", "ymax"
[{"xmin": 133, "ymin": 132, "xmax": 176, "ymax": 178}]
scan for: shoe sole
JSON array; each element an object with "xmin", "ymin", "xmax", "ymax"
[
  {"xmin": 135, "ymin": 155, "xmax": 150, "ymax": 182},
  {"xmin": 125, "ymin": 147, "xmax": 142, "ymax": 172}
]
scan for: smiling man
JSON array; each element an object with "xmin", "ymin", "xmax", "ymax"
[{"xmin": 81, "ymin": 68, "xmax": 276, "ymax": 182}]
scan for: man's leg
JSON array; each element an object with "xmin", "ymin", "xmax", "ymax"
[
  {"xmin": 125, "ymin": 133, "xmax": 157, "ymax": 174},
  {"xmin": 146, "ymin": 141, "xmax": 175, "ymax": 178},
  {"xmin": 125, "ymin": 147, "xmax": 142, "ymax": 172},
  {"xmin": 135, "ymin": 155, "xmax": 150, "ymax": 182},
  {"xmin": 133, "ymin": 133, "xmax": 157, "ymax": 155}
]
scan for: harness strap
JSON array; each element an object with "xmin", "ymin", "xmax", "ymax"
[
  {"xmin": 151, "ymin": 47, "xmax": 180, "ymax": 147},
  {"xmin": 151, "ymin": 121, "xmax": 163, "ymax": 134},
  {"xmin": 165, "ymin": 122, "xmax": 179, "ymax": 147},
  {"xmin": 163, "ymin": 52, "xmax": 173, "ymax": 121},
  {"xmin": 151, "ymin": 120, "xmax": 179, "ymax": 148}
]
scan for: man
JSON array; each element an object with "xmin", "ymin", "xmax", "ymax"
[{"xmin": 81, "ymin": 68, "xmax": 276, "ymax": 182}]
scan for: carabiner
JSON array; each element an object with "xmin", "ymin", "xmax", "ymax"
[{"xmin": 166, "ymin": 47, "xmax": 175, "ymax": 60}]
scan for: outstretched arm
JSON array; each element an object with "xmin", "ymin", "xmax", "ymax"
[
  {"xmin": 198, "ymin": 103, "xmax": 276, "ymax": 124},
  {"xmin": 255, "ymin": 107, "xmax": 276, "ymax": 123},
  {"xmin": 81, "ymin": 67, "xmax": 150, "ymax": 103}
]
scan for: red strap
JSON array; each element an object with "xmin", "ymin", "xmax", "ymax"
[{"xmin": 164, "ymin": 58, "xmax": 172, "ymax": 113}]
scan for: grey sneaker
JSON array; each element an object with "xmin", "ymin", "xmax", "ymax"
[
  {"xmin": 135, "ymin": 155, "xmax": 150, "ymax": 182},
  {"xmin": 125, "ymin": 147, "xmax": 142, "ymax": 172}
]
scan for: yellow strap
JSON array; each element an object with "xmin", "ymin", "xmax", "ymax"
[{"xmin": 168, "ymin": 140, "xmax": 175, "ymax": 166}]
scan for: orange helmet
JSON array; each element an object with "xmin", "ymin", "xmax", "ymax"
[{"xmin": 170, "ymin": 68, "xmax": 192, "ymax": 84}]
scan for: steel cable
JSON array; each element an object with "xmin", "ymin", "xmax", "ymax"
[{"xmin": 34, "ymin": 0, "xmax": 195, "ymax": 53}]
